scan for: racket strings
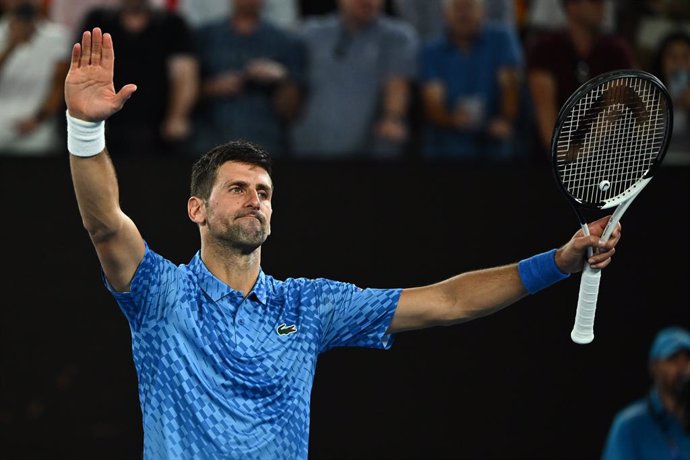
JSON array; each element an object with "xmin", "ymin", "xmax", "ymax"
[{"xmin": 555, "ymin": 77, "xmax": 667, "ymax": 206}]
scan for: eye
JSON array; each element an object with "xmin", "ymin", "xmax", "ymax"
[
  {"xmin": 258, "ymin": 190, "xmax": 270, "ymax": 200},
  {"xmin": 229, "ymin": 186, "xmax": 243, "ymax": 194}
]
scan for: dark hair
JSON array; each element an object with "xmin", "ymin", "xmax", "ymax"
[
  {"xmin": 190, "ymin": 140, "xmax": 273, "ymax": 199},
  {"xmin": 651, "ymin": 30, "xmax": 690, "ymax": 83}
]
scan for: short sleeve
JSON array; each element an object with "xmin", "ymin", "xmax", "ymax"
[
  {"xmin": 164, "ymin": 12, "xmax": 196, "ymax": 56},
  {"xmin": 103, "ymin": 243, "xmax": 181, "ymax": 332},
  {"xmin": 381, "ymin": 21, "xmax": 420, "ymax": 80},
  {"xmin": 315, "ymin": 279, "xmax": 402, "ymax": 353}
]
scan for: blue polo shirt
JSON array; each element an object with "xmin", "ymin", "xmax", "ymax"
[
  {"xmin": 601, "ymin": 388, "xmax": 690, "ymax": 460},
  {"xmin": 106, "ymin": 243, "xmax": 401, "ymax": 459},
  {"xmin": 420, "ymin": 24, "xmax": 523, "ymax": 159}
]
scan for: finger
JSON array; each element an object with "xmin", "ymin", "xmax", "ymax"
[
  {"xmin": 590, "ymin": 257, "xmax": 612, "ymax": 270},
  {"xmin": 588, "ymin": 247, "xmax": 615, "ymax": 265},
  {"xmin": 80, "ymin": 31, "xmax": 92, "ymax": 67},
  {"xmin": 91, "ymin": 27, "xmax": 103, "ymax": 66},
  {"xmin": 114, "ymin": 84, "xmax": 138, "ymax": 109},
  {"xmin": 102, "ymin": 33, "xmax": 114, "ymax": 72},
  {"xmin": 70, "ymin": 42, "xmax": 81, "ymax": 70},
  {"xmin": 588, "ymin": 215, "xmax": 613, "ymax": 234}
]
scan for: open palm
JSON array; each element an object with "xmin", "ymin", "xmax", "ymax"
[{"xmin": 65, "ymin": 28, "xmax": 137, "ymax": 122}]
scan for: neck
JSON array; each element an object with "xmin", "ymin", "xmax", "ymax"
[
  {"xmin": 340, "ymin": 13, "xmax": 374, "ymax": 32},
  {"xmin": 201, "ymin": 241, "xmax": 262, "ymax": 297},
  {"xmin": 232, "ymin": 11, "xmax": 260, "ymax": 34},
  {"xmin": 658, "ymin": 386, "xmax": 685, "ymax": 421}
]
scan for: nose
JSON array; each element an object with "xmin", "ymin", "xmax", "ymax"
[{"xmin": 245, "ymin": 188, "xmax": 261, "ymax": 209}]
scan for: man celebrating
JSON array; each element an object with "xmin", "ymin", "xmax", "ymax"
[{"xmin": 65, "ymin": 28, "xmax": 621, "ymax": 458}]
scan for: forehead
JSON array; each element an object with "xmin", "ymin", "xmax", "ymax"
[{"xmin": 215, "ymin": 161, "xmax": 273, "ymax": 187}]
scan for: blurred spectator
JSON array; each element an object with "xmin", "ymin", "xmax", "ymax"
[
  {"xmin": 78, "ymin": 0, "xmax": 199, "ymax": 157},
  {"xmin": 526, "ymin": 0, "xmax": 635, "ymax": 158},
  {"xmin": 419, "ymin": 0, "xmax": 522, "ymax": 160},
  {"xmin": 49, "ymin": 0, "xmax": 120, "ymax": 37},
  {"xmin": 0, "ymin": 0, "xmax": 69, "ymax": 156},
  {"xmin": 651, "ymin": 30, "xmax": 690, "ymax": 157},
  {"xmin": 192, "ymin": 0, "xmax": 306, "ymax": 157},
  {"xmin": 391, "ymin": 0, "xmax": 517, "ymax": 42},
  {"xmin": 291, "ymin": 0, "xmax": 418, "ymax": 159},
  {"xmin": 601, "ymin": 326, "xmax": 690, "ymax": 460},
  {"xmin": 177, "ymin": 0, "xmax": 299, "ymax": 30},
  {"xmin": 618, "ymin": 0, "xmax": 690, "ymax": 72}
]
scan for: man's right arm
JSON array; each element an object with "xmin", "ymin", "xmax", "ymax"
[{"xmin": 66, "ymin": 28, "xmax": 141, "ymax": 292}]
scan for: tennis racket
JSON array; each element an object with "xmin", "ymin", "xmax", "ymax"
[{"xmin": 551, "ymin": 69, "xmax": 673, "ymax": 344}]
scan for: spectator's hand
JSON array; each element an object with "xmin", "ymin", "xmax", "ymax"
[
  {"xmin": 65, "ymin": 28, "xmax": 137, "ymax": 122},
  {"xmin": 15, "ymin": 117, "xmax": 40, "ymax": 135},
  {"xmin": 244, "ymin": 59, "xmax": 287, "ymax": 84},
  {"xmin": 555, "ymin": 215, "xmax": 622, "ymax": 274},
  {"xmin": 205, "ymin": 72, "xmax": 244, "ymax": 97},
  {"xmin": 161, "ymin": 115, "xmax": 191, "ymax": 141},
  {"xmin": 375, "ymin": 117, "xmax": 407, "ymax": 143},
  {"xmin": 486, "ymin": 118, "xmax": 512, "ymax": 139}
]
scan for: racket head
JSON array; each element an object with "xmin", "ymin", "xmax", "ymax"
[{"xmin": 551, "ymin": 69, "xmax": 673, "ymax": 212}]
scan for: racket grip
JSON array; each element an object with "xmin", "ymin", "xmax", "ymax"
[{"xmin": 571, "ymin": 264, "xmax": 601, "ymax": 344}]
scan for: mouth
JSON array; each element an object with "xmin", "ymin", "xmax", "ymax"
[{"xmin": 237, "ymin": 214, "xmax": 263, "ymax": 224}]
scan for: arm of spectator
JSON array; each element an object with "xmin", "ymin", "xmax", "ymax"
[
  {"xmin": 528, "ymin": 69, "xmax": 558, "ymax": 150},
  {"xmin": 421, "ymin": 80, "xmax": 474, "ymax": 129},
  {"xmin": 487, "ymin": 67, "xmax": 520, "ymax": 139},
  {"xmin": 375, "ymin": 76, "xmax": 410, "ymax": 142},
  {"xmin": 201, "ymin": 71, "xmax": 245, "ymax": 99},
  {"xmin": 273, "ymin": 80, "xmax": 303, "ymax": 122},
  {"xmin": 15, "ymin": 60, "xmax": 70, "ymax": 135},
  {"xmin": 162, "ymin": 55, "xmax": 199, "ymax": 141}
]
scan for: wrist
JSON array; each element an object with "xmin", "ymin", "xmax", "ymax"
[
  {"xmin": 66, "ymin": 110, "xmax": 105, "ymax": 157},
  {"xmin": 518, "ymin": 249, "xmax": 570, "ymax": 294}
]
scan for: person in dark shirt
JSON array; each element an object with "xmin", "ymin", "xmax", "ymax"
[
  {"xmin": 526, "ymin": 0, "xmax": 635, "ymax": 158},
  {"xmin": 78, "ymin": 0, "xmax": 199, "ymax": 157}
]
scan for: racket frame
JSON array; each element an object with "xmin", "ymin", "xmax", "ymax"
[{"xmin": 549, "ymin": 69, "xmax": 674, "ymax": 344}]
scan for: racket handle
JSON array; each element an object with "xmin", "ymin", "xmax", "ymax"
[{"xmin": 571, "ymin": 264, "xmax": 601, "ymax": 344}]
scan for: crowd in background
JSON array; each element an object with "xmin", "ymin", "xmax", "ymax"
[{"xmin": 0, "ymin": 0, "xmax": 689, "ymax": 163}]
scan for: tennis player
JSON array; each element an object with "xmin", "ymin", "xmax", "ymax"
[{"xmin": 65, "ymin": 28, "xmax": 621, "ymax": 459}]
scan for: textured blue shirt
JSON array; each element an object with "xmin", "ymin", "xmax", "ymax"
[
  {"xmin": 105, "ymin": 244, "xmax": 401, "ymax": 459},
  {"xmin": 601, "ymin": 388, "xmax": 690, "ymax": 460}
]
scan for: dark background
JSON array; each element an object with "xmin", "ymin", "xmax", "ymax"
[{"xmin": 0, "ymin": 157, "xmax": 687, "ymax": 459}]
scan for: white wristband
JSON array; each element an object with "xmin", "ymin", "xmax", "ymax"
[{"xmin": 66, "ymin": 110, "xmax": 105, "ymax": 157}]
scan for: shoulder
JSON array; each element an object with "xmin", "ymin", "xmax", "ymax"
[
  {"xmin": 378, "ymin": 16, "xmax": 418, "ymax": 43},
  {"xmin": 610, "ymin": 398, "xmax": 649, "ymax": 431},
  {"xmin": 300, "ymin": 14, "xmax": 338, "ymax": 37}
]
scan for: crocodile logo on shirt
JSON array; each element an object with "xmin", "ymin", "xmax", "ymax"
[{"xmin": 276, "ymin": 323, "xmax": 297, "ymax": 336}]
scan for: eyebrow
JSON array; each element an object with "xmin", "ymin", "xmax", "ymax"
[{"xmin": 223, "ymin": 180, "xmax": 274, "ymax": 192}]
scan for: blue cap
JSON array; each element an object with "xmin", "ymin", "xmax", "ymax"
[{"xmin": 649, "ymin": 326, "xmax": 690, "ymax": 361}]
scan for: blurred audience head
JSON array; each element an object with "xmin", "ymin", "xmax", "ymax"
[
  {"xmin": 443, "ymin": 0, "xmax": 484, "ymax": 43},
  {"xmin": 337, "ymin": 0, "xmax": 384, "ymax": 26},
  {"xmin": 562, "ymin": 0, "xmax": 606, "ymax": 33},
  {"xmin": 121, "ymin": 0, "xmax": 150, "ymax": 13},
  {"xmin": 233, "ymin": 0, "xmax": 265, "ymax": 17},
  {"xmin": 648, "ymin": 327, "xmax": 690, "ymax": 399},
  {"xmin": 3, "ymin": 0, "xmax": 39, "ymax": 20},
  {"xmin": 652, "ymin": 31, "xmax": 690, "ymax": 86}
]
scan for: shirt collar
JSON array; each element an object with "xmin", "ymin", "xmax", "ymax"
[{"xmin": 189, "ymin": 251, "xmax": 268, "ymax": 305}]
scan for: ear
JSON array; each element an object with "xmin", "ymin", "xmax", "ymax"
[{"xmin": 188, "ymin": 196, "xmax": 206, "ymax": 225}]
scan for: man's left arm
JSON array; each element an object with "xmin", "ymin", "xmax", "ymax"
[{"xmin": 388, "ymin": 216, "xmax": 620, "ymax": 333}]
